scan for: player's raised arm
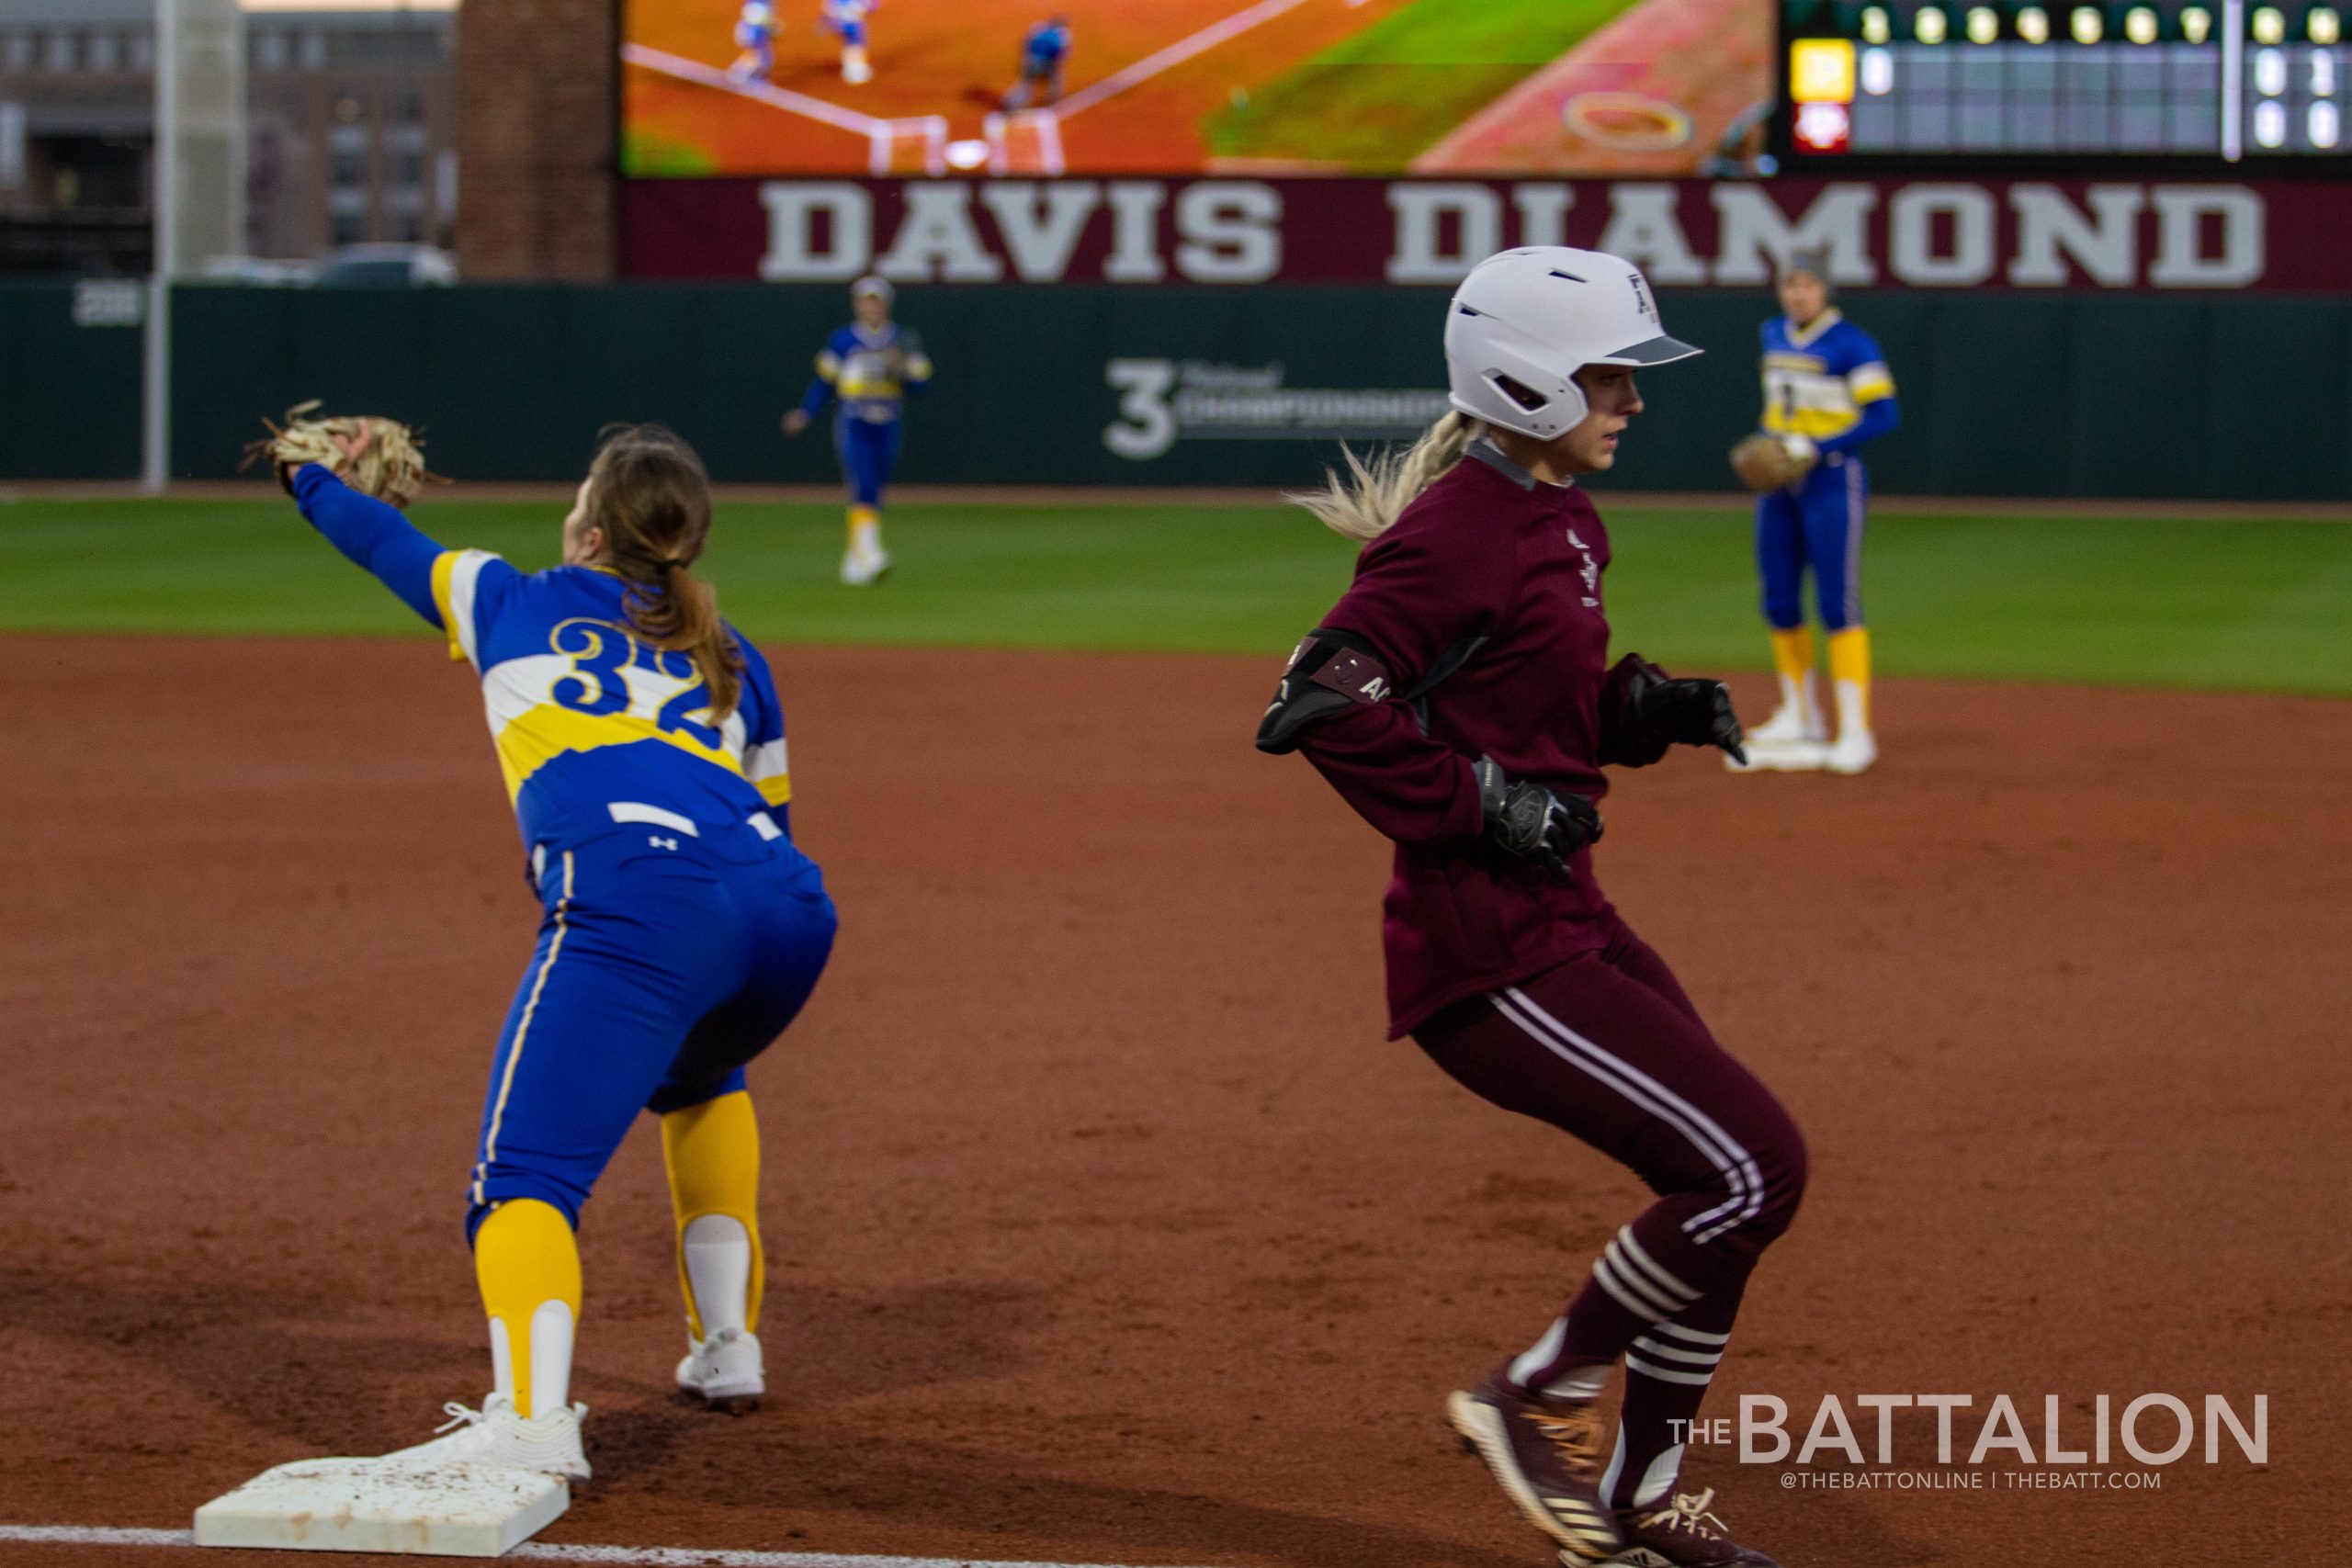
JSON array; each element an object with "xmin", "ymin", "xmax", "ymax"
[{"xmin": 256, "ymin": 410, "xmax": 449, "ymax": 627}]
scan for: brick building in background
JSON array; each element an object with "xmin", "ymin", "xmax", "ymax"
[
  {"xmin": 0, "ymin": 0, "xmax": 457, "ymax": 271},
  {"xmin": 454, "ymin": 0, "xmax": 615, "ymax": 278}
]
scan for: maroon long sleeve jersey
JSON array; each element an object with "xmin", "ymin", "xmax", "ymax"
[{"xmin": 1293, "ymin": 442, "xmax": 1647, "ymax": 1037}]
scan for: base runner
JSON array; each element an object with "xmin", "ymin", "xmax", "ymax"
[
  {"xmin": 267, "ymin": 417, "xmax": 838, "ymax": 1477},
  {"xmin": 1261, "ymin": 248, "xmax": 1800, "ymax": 1566}
]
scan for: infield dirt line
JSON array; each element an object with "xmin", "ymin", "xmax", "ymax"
[
  {"xmin": 0, "ymin": 1526, "xmax": 1215, "ymax": 1568},
  {"xmin": 622, "ymin": 0, "xmax": 1328, "ymax": 142},
  {"xmin": 1054, "ymin": 0, "xmax": 1322, "ymax": 118},
  {"xmin": 622, "ymin": 43, "xmax": 884, "ymax": 136}
]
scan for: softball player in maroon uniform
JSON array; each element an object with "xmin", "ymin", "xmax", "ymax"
[{"xmin": 1260, "ymin": 248, "xmax": 1801, "ymax": 1567}]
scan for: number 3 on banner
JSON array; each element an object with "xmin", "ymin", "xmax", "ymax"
[{"xmin": 1104, "ymin": 358, "xmax": 1177, "ymax": 460}]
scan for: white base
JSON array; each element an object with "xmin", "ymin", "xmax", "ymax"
[
  {"xmin": 194, "ymin": 1458, "xmax": 568, "ymax": 1556},
  {"xmin": 1725, "ymin": 739, "xmax": 1832, "ymax": 773}
]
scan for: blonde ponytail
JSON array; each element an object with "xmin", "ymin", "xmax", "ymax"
[{"xmin": 1288, "ymin": 412, "xmax": 1480, "ymax": 542}]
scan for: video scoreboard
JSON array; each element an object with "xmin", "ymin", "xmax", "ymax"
[{"xmin": 1780, "ymin": 0, "xmax": 2346, "ymax": 159}]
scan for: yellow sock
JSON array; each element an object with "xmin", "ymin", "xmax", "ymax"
[
  {"xmin": 1769, "ymin": 626, "xmax": 1815, "ymax": 681},
  {"xmin": 662, "ymin": 1091, "xmax": 763, "ymax": 1341},
  {"xmin": 473, "ymin": 1198, "xmax": 582, "ymax": 1419},
  {"xmin": 1829, "ymin": 626, "xmax": 1872, "ymax": 730},
  {"xmin": 847, "ymin": 505, "xmax": 879, "ymax": 548}
]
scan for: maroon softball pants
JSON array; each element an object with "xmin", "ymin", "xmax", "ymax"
[{"xmin": 1412, "ymin": 918, "xmax": 1808, "ymax": 1506}]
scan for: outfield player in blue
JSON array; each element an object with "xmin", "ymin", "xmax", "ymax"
[
  {"xmin": 727, "ymin": 0, "xmax": 778, "ymax": 85},
  {"xmin": 1734, "ymin": 252, "xmax": 1897, "ymax": 775},
  {"xmin": 783, "ymin": 274, "xmax": 933, "ymax": 585},
  {"xmin": 283, "ymin": 423, "xmax": 837, "ymax": 1478},
  {"xmin": 1001, "ymin": 14, "xmax": 1073, "ymax": 110},
  {"xmin": 823, "ymin": 0, "xmax": 876, "ymax": 82}
]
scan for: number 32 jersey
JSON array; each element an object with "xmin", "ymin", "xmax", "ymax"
[{"xmin": 431, "ymin": 549, "xmax": 794, "ymax": 852}]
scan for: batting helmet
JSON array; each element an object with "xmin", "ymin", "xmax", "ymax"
[{"xmin": 1443, "ymin": 247, "xmax": 1702, "ymax": 440}]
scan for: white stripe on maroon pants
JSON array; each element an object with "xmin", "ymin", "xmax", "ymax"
[{"xmin": 1490, "ymin": 988, "xmax": 1766, "ymax": 1246}]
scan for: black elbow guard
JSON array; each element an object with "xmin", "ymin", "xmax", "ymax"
[{"xmin": 1255, "ymin": 628, "xmax": 1395, "ymax": 754}]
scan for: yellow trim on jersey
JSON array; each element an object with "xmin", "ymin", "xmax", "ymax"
[
  {"xmin": 430, "ymin": 551, "xmax": 466, "ymax": 664},
  {"xmin": 1767, "ymin": 406, "xmax": 1864, "ymax": 439},
  {"xmin": 492, "ymin": 704, "xmax": 746, "ymax": 802},
  {"xmin": 755, "ymin": 774, "xmax": 793, "ymax": 806},
  {"xmin": 816, "ymin": 351, "xmax": 842, "ymax": 382},
  {"xmin": 1849, "ymin": 363, "xmax": 1896, "ymax": 402},
  {"xmin": 1785, "ymin": 307, "xmax": 1843, "ymax": 347},
  {"xmin": 1764, "ymin": 351, "xmax": 1827, "ymax": 376}
]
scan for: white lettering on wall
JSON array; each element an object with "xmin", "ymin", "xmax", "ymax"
[
  {"xmin": 1174, "ymin": 182, "xmax": 1283, "ymax": 283},
  {"xmin": 2147, "ymin": 186, "xmax": 2265, "ymax": 287},
  {"xmin": 1512, "ymin": 184, "xmax": 1575, "ymax": 250},
  {"xmin": 1596, "ymin": 185, "xmax": 1707, "ymax": 284},
  {"xmin": 980, "ymin": 181, "xmax": 1102, "ymax": 282},
  {"xmin": 1103, "ymin": 181, "xmax": 1167, "ymax": 283},
  {"xmin": 1888, "ymin": 183, "xmax": 1997, "ymax": 286},
  {"xmin": 2008, "ymin": 184, "xmax": 2145, "ymax": 286},
  {"xmin": 758, "ymin": 182, "xmax": 872, "ymax": 282},
  {"xmin": 1711, "ymin": 184, "xmax": 1879, "ymax": 285},
  {"xmin": 877, "ymin": 183, "xmax": 1006, "ymax": 282},
  {"xmin": 1385, "ymin": 184, "xmax": 1503, "ymax": 283}
]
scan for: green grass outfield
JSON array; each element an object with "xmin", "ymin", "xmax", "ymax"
[
  {"xmin": 3, "ymin": 495, "xmax": 2348, "ymax": 695},
  {"xmin": 1204, "ymin": 0, "xmax": 1628, "ymax": 172}
]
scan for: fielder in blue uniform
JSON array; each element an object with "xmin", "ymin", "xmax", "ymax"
[
  {"xmin": 823, "ymin": 0, "xmax": 876, "ymax": 82},
  {"xmin": 1001, "ymin": 15, "xmax": 1073, "ymax": 109},
  {"xmin": 284, "ymin": 423, "xmax": 836, "ymax": 1479},
  {"xmin": 783, "ymin": 274, "xmax": 932, "ymax": 585},
  {"xmin": 1736, "ymin": 252, "xmax": 1897, "ymax": 775},
  {"xmin": 728, "ymin": 0, "xmax": 777, "ymax": 85}
]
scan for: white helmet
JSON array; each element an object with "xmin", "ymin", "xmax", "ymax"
[{"xmin": 1444, "ymin": 247, "xmax": 1702, "ymax": 439}]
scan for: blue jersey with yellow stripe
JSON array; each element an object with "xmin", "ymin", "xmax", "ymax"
[
  {"xmin": 293, "ymin": 465, "xmax": 796, "ymax": 855},
  {"xmin": 1759, "ymin": 310, "xmax": 1896, "ymax": 450},
  {"xmin": 799, "ymin": 322, "xmax": 932, "ymax": 426}
]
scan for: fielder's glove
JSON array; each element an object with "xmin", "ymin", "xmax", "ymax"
[
  {"xmin": 242, "ymin": 400, "xmax": 441, "ymax": 509},
  {"xmin": 1729, "ymin": 431, "xmax": 1816, "ymax": 492},
  {"xmin": 1475, "ymin": 755, "xmax": 1602, "ymax": 882},
  {"xmin": 1603, "ymin": 653, "xmax": 1747, "ymax": 767}
]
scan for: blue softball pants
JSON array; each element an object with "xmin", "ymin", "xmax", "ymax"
[
  {"xmin": 466, "ymin": 818, "xmax": 837, "ymax": 1238},
  {"xmin": 1755, "ymin": 454, "xmax": 1869, "ymax": 632},
  {"xmin": 836, "ymin": 416, "xmax": 902, "ymax": 507}
]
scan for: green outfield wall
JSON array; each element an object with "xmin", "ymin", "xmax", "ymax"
[{"xmin": 19, "ymin": 280, "xmax": 2352, "ymax": 499}]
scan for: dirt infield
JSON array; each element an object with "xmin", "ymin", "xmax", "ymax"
[
  {"xmin": 624, "ymin": 0, "xmax": 1426, "ymax": 174},
  {"xmin": 3, "ymin": 636, "xmax": 2346, "ymax": 1567}
]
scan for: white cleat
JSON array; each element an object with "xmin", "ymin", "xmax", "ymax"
[
  {"xmin": 842, "ymin": 59, "xmax": 874, "ymax": 84},
  {"xmin": 839, "ymin": 546, "xmax": 891, "ymax": 585},
  {"xmin": 1725, "ymin": 738, "xmax": 1833, "ymax": 773},
  {"xmin": 1825, "ymin": 728, "xmax": 1878, "ymax": 775},
  {"xmin": 1743, "ymin": 702, "xmax": 1827, "ymax": 747},
  {"xmin": 676, "ymin": 1326, "xmax": 764, "ymax": 1413},
  {"xmin": 381, "ymin": 1395, "xmax": 589, "ymax": 1482}
]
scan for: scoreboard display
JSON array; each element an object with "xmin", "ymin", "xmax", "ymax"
[{"xmin": 1779, "ymin": 0, "xmax": 2346, "ymax": 159}]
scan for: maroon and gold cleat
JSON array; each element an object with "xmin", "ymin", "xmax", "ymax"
[
  {"xmin": 1446, "ymin": 1372, "xmax": 1626, "ymax": 1563},
  {"xmin": 1582, "ymin": 1488, "xmax": 1781, "ymax": 1567}
]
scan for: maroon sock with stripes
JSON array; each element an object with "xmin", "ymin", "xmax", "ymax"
[
  {"xmin": 1600, "ymin": 1286, "xmax": 1745, "ymax": 1510},
  {"xmin": 1508, "ymin": 1195, "xmax": 1752, "ymax": 1395}
]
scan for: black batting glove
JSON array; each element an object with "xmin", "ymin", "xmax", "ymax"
[
  {"xmin": 1476, "ymin": 756, "xmax": 1602, "ymax": 882},
  {"xmin": 1610, "ymin": 654, "xmax": 1747, "ymax": 766},
  {"xmin": 1637, "ymin": 675, "xmax": 1747, "ymax": 764}
]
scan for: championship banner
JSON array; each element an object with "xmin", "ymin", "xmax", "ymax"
[{"xmin": 621, "ymin": 176, "xmax": 2352, "ymax": 291}]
